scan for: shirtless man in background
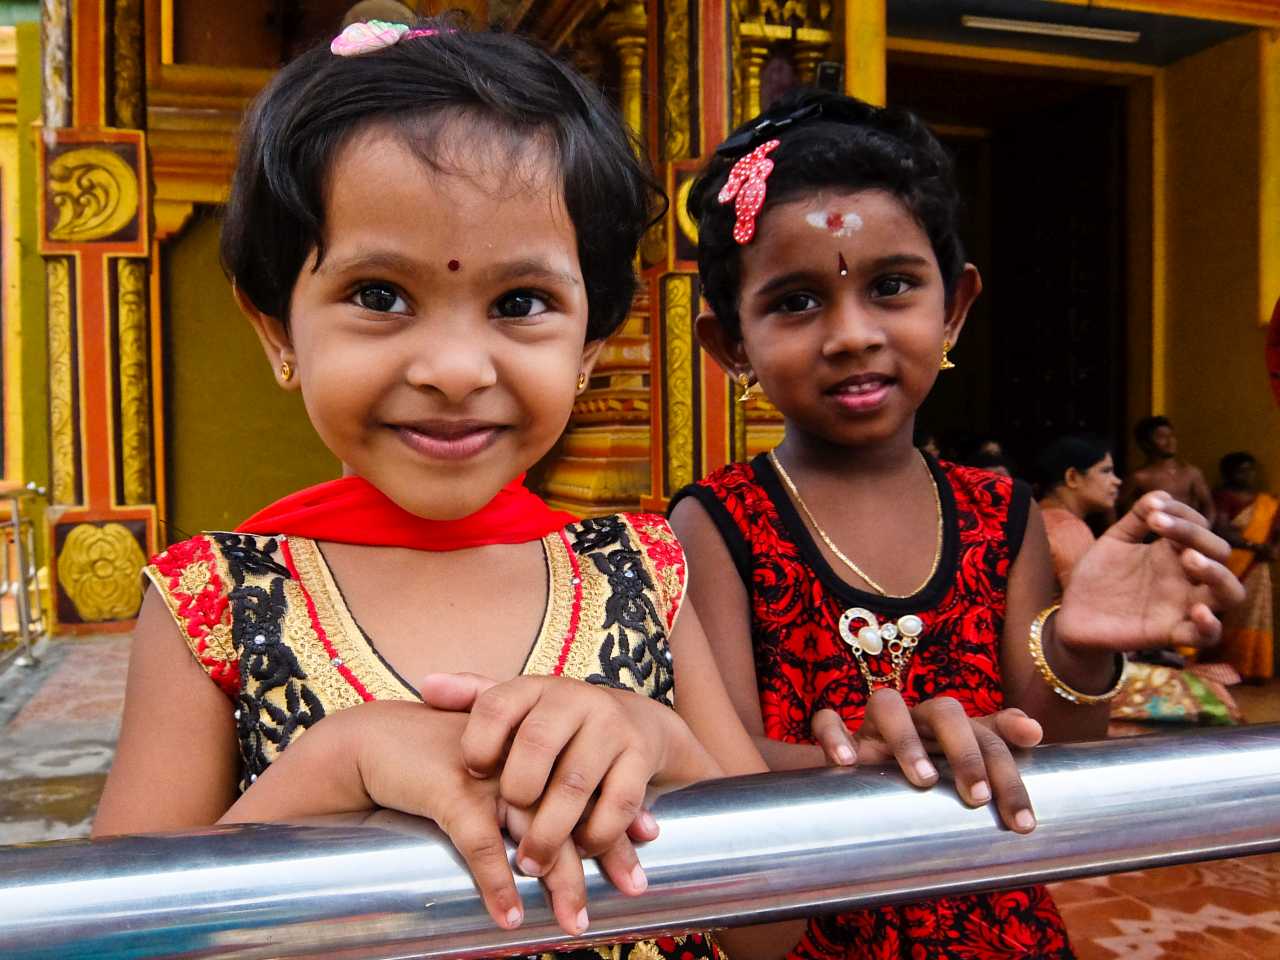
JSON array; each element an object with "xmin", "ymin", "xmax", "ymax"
[{"xmin": 1123, "ymin": 415, "xmax": 1216, "ymax": 525}]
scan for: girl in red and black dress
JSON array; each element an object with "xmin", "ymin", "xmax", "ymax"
[{"xmin": 670, "ymin": 90, "xmax": 1243, "ymax": 959}]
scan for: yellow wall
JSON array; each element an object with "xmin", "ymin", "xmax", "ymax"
[
  {"xmin": 1165, "ymin": 30, "xmax": 1280, "ymax": 490},
  {"xmin": 162, "ymin": 213, "xmax": 338, "ymax": 538}
]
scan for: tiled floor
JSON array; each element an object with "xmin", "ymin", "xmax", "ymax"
[{"xmin": 1, "ymin": 639, "xmax": 1278, "ymax": 958}]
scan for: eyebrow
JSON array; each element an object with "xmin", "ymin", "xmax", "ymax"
[
  {"xmin": 314, "ymin": 251, "xmax": 580, "ymax": 288},
  {"xmin": 750, "ymin": 253, "xmax": 933, "ymax": 299}
]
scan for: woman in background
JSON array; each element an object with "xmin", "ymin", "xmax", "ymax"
[{"xmin": 1035, "ymin": 435, "xmax": 1120, "ymax": 595}]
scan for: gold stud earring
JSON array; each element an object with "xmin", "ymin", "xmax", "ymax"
[
  {"xmin": 280, "ymin": 360, "xmax": 294, "ymax": 382},
  {"xmin": 736, "ymin": 371, "xmax": 753, "ymax": 403},
  {"xmin": 939, "ymin": 340, "xmax": 956, "ymax": 371},
  {"xmin": 577, "ymin": 371, "xmax": 587, "ymax": 391}
]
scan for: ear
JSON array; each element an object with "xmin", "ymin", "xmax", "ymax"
[
  {"xmin": 942, "ymin": 263, "xmax": 983, "ymax": 347},
  {"xmin": 577, "ymin": 337, "xmax": 607, "ymax": 390},
  {"xmin": 1063, "ymin": 466, "xmax": 1083, "ymax": 490},
  {"xmin": 694, "ymin": 310, "xmax": 752, "ymax": 381},
  {"xmin": 235, "ymin": 283, "xmax": 298, "ymax": 391}
]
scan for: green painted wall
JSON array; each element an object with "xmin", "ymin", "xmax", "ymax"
[{"xmin": 162, "ymin": 211, "xmax": 338, "ymax": 539}]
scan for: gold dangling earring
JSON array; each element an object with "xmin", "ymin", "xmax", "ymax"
[
  {"xmin": 939, "ymin": 340, "xmax": 956, "ymax": 371},
  {"xmin": 736, "ymin": 371, "xmax": 753, "ymax": 403},
  {"xmin": 279, "ymin": 360, "xmax": 294, "ymax": 382},
  {"xmin": 577, "ymin": 371, "xmax": 587, "ymax": 392}
]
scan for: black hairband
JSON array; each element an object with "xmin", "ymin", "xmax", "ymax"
[{"xmin": 716, "ymin": 98, "xmax": 875, "ymax": 157}]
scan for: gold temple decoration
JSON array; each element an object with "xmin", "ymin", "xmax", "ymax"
[
  {"xmin": 600, "ymin": 1, "xmax": 647, "ymax": 139},
  {"xmin": 661, "ymin": 274, "xmax": 696, "ymax": 494},
  {"xmin": 662, "ymin": 0, "xmax": 692, "ymax": 161},
  {"xmin": 47, "ymin": 146, "xmax": 140, "ymax": 242},
  {"xmin": 57, "ymin": 522, "xmax": 147, "ymax": 621},
  {"xmin": 117, "ymin": 258, "xmax": 152, "ymax": 504},
  {"xmin": 40, "ymin": 0, "xmax": 69, "ymax": 141},
  {"xmin": 112, "ymin": 0, "xmax": 144, "ymax": 129},
  {"xmin": 47, "ymin": 256, "xmax": 76, "ymax": 505},
  {"xmin": 733, "ymin": 0, "xmax": 834, "ymax": 123}
]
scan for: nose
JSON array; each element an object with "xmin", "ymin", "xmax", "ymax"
[
  {"xmin": 403, "ymin": 318, "xmax": 498, "ymax": 403},
  {"xmin": 820, "ymin": 295, "xmax": 887, "ymax": 360}
]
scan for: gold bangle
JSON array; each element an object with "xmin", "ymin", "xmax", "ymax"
[{"xmin": 1028, "ymin": 605, "xmax": 1127, "ymax": 705}]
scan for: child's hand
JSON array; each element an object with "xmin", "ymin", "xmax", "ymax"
[
  {"xmin": 810, "ymin": 689, "xmax": 1042, "ymax": 833},
  {"xmin": 1058, "ymin": 492, "xmax": 1245, "ymax": 653},
  {"xmin": 346, "ymin": 701, "xmax": 595, "ymax": 937},
  {"xmin": 421, "ymin": 673, "xmax": 713, "ymax": 903}
]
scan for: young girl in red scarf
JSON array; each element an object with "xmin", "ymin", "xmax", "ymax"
[
  {"xmin": 93, "ymin": 20, "xmax": 758, "ymax": 957},
  {"xmin": 670, "ymin": 90, "xmax": 1243, "ymax": 959}
]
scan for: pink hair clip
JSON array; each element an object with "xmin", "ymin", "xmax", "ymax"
[
  {"xmin": 331, "ymin": 19, "xmax": 410, "ymax": 56},
  {"xmin": 717, "ymin": 139, "xmax": 780, "ymax": 245}
]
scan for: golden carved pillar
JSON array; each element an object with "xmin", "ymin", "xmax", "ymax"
[
  {"xmin": 39, "ymin": 0, "xmax": 156, "ymax": 632},
  {"xmin": 843, "ymin": 0, "xmax": 885, "ymax": 105},
  {"xmin": 737, "ymin": 37, "xmax": 770, "ymax": 124}
]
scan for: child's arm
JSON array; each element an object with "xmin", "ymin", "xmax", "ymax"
[
  {"xmin": 93, "ymin": 590, "xmax": 577, "ymax": 936},
  {"xmin": 1002, "ymin": 494, "xmax": 1243, "ymax": 742}
]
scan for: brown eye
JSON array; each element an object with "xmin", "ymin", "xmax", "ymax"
[
  {"xmin": 493, "ymin": 290, "xmax": 549, "ymax": 319},
  {"xmin": 871, "ymin": 276, "xmax": 913, "ymax": 298},
  {"xmin": 777, "ymin": 292, "xmax": 819, "ymax": 313},
  {"xmin": 355, "ymin": 284, "xmax": 405, "ymax": 313}
]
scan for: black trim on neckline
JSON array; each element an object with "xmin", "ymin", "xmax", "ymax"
[{"xmin": 752, "ymin": 451, "xmax": 959, "ymax": 613}]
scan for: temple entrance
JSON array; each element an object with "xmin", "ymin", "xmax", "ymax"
[{"xmin": 890, "ymin": 61, "xmax": 1130, "ymax": 474}]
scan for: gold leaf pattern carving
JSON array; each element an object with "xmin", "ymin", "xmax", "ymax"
[{"xmin": 48, "ymin": 146, "xmax": 139, "ymax": 242}]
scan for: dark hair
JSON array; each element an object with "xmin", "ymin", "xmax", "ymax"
[
  {"xmin": 1035, "ymin": 434, "xmax": 1111, "ymax": 491},
  {"xmin": 687, "ymin": 89, "xmax": 965, "ymax": 339},
  {"xmin": 1133, "ymin": 415, "xmax": 1172, "ymax": 448},
  {"xmin": 221, "ymin": 18, "xmax": 662, "ymax": 340},
  {"xmin": 1220, "ymin": 451, "xmax": 1256, "ymax": 481}
]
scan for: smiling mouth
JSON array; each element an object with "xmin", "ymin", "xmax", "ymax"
[
  {"xmin": 392, "ymin": 421, "xmax": 507, "ymax": 462},
  {"xmin": 825, "ymin": 373, "xmax": 896, "ymax": 413}
]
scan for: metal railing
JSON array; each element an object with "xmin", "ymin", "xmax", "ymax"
[{"xmin": 2, "ymin": 725, "xmax": 1279, "ymax": 959}]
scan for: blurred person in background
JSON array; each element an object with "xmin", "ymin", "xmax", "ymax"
[
  {"xmin": 1212, "ymin": 451, "xmax": 1279, "ymax": 682},
  {"xmin": 1036, "ymin": 434, "xmax": 1121, "ymax": 596},
  {"xmin": 1123, "ymin": 416, "xmax": 1215, "ymax": 525}
]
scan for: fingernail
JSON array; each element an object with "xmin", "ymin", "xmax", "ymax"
[
  {"xmin": 1015, "ymin": 809, "xmax": 1036, "ymax": 832},
  {"xmin": 575, "ymin": 843, "xmax": 587, "ymax": 857},
  {"xmin": 505, "ymin": 906, "xmax": 523, "ymax": 928},
  {"xmin": 970, "ymin": 781, "xmax": 991, "ymax": 803},
  {"xmin": 630, "ymin": 863, "xmax": 648, "ymax": 893},
  {"xmin": 640, "ymin": 810, "xmax": 658, "ymax": 834},
  {"xmin": 835, "ymin": 745, "xmax": 856, "ymax": 765},
  {"xmin": 575, "ymin": 907, "xmax": 589, "ymax": 934},
  {"xmin": 517, "ymin": 856, "xmax": 541, "ymax": 877},
  {"xmin": 1152, "ymin": 511, "xmax": 1170, "ymax": 528},
  {"xmin": 915, "ymin": 759, "xmax": 938, "ymax": 781}
]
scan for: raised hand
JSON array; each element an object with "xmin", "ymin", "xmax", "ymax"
[
  {"xmin": 1057, "ymin": 492, "xmax": 1244, "ymax": 653},
  {"xmin": 811, "ymin": 688, "xmax": 1043, "ymax": 833}
]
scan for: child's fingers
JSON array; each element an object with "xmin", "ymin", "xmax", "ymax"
[
  {"xmin": 979, "ymin": 709, "xmax": 1043, "ymax": 750},
  {"xmin": 626, "ymin": 807, "xmax": 660, "ymax": 843},
  {"xmin": 1179, "ymin": 549, "xmax": 1246, "ymax": 611},
  {"xmin": 1146, "ymin": 508, "xmax": 1230, "ymax": 563},
  {"xmin": 534, "ymin": 837, "xmax": 590, "ymax": 937},
  {"xmin": 1169, "ymin": 603, "xmax": 1222, "ymax": 649},
  {"xmin": 1107, "ymin": 492, "xmax": 1174, "ymax": 545},
  {"xmin": 441, "ymin": 806, "xmax": 524, "ymax": 932},
  {"xmin": 512, "ymin": 734, "xmax": 622, "ymax": 874},
  {"xmin": 573, "ymin": 747, "xmax": 651, "ymax": 858},
  {"xmin": 591, "ymin": 832, "xmax": 649, "ymax": 897},
  {"xmin": 419, "ymin": 671, "xmax": 498, "ymax": 712},
  {"xmin": 915, "ymin": 698, "xmax": 988, "ymax": 805},
  {"xmin": 858, "ymin": 689, "xmax": 939, "ymax": 787},
  {"xmin": 810, "ymin": 707, "xmax": 857, "ymax": 766},
  {"xmin": 972, "ymin": 724, "xmax": 1036, "ymax": 834},
  {"xmin": 461, "ymin": 678, "xmax": 550, "ymax": 779}
]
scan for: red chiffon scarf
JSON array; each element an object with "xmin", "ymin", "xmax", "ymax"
[{"xmin": 236, "ymin": 475, "xmax": 576, "ymax": 550}]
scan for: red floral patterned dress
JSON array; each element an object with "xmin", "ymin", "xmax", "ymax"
[{"xmin": 673, "ymin": 455, "xmax": 1073, "ymax": 960}]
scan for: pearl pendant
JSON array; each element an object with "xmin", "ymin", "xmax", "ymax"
[{"xmin": 839, "ymin": 607, "xmax": 925, "ymax": 655}]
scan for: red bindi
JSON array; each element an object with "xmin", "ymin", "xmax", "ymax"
[{"xmin": 447, "ymin": 259, "xmax": 460, "ymax": 272}]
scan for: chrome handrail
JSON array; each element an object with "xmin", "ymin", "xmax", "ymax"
[{"xmin": 2, "ymin": 725, "xmax": 1279, "ymax": 959}]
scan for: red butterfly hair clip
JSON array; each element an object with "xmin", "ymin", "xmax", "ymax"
[{"xmin": 717, "ymin": 139, "xmax": 780, "ymax": 245}]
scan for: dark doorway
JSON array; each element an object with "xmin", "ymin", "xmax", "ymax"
[{"xmin": 890, "ymin": 62, "xmax": 1128, "ymax": 478}]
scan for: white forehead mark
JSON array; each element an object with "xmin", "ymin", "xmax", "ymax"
[{"xmin": 805, "ymin": 210, "xmax": 864, "ymax": 237}]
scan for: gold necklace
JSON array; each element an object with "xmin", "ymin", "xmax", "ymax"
[{"xmin": 768, "ymin": 449, "xmax": 943, "ymax": 599}]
